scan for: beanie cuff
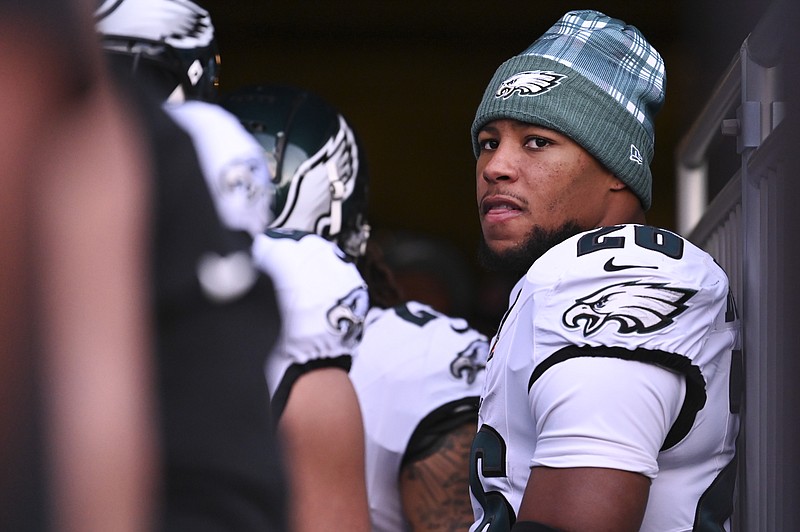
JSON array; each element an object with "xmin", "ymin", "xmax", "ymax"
[{"xmin": 471, "ymin": 56, "xmax": 653, "ymax": 209}]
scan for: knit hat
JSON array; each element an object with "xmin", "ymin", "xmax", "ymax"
[{"xmin": 471, "ymin": 10, "xmax": 665, "ymax": 210}]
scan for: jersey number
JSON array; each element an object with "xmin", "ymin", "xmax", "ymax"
[
  {"xmin": 577, "ymin": 225, "xmax": 684, "ymax": 259},
  {"xmin": 470, "ymin": 424, "xmax": 514, "ymax": 530},
  {"xmin": 394, "ymin": 303, "xmax": 471, "ymax": 333},
  {"xmin": 395, "ymin": 303, "xmax": 438, "ymax": 326}
]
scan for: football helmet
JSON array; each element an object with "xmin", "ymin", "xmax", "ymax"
[
  {"xmin": 95, "ymin": 0, "xmax": 220, "ymax": 102},
  {"xmin": 222, "ymin": 85, "xmax": 371, "ymax": 259}
]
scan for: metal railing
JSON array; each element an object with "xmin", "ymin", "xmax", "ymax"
[{"xmin": 673, "ymin": 0, "xmax": 792, "ymax": 529}]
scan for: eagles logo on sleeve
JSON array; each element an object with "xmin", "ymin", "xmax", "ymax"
[
  {"xmin": 326, "ymin": 286, "xmax": 369, "ymax": 347},
  {"xmin": 450, "ymin": 338, "xmax": 488, "ymax": 384},
  {"xmin": 562, "ymin": 280, "xmax": 697, "ymax": 336}
]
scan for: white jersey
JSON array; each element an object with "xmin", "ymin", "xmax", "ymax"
[
  {"xmin": 164, "ymin": 100, "xmax": 273, "ymax": 237},
  {"xmin": 252, "ymin": 228, "xmax": 369, "ymax": 419},
  {"xmin": 469, "ymin": 224, "xmax": 741, "ymax": 532},
  {"xmin": 351, "ymin": 301, "xmax": 489, "ymax": 532}
]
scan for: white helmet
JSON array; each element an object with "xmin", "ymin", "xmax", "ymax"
[{"xmin": 95, "ymin": 0, "xmax": 220, "ymax": 102}]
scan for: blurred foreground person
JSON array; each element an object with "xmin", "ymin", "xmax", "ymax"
[{"xmin": 2, "ymin": 1, "xmax": 155, "ymax": 530}]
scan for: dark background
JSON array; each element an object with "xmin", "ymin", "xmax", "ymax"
[{"xmin": 199, "ymin": 0, "xmax": 773, "ymax": 324}]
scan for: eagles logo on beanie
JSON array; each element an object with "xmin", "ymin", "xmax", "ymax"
[{"xmin": 471, "ymin": 10, "xmax": 666, "ymax": 210}]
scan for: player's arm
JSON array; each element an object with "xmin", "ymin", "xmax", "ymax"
[
  {"xmin": 517, "ymin": 356, "xmax": 684, "ymax": 531},
  {"xmin": 516, "ymin": 466, "xmax": 649, "ymax": 531},
  {"xmin": 279, "ymin": 366, "xmax": 370, "ymax": 532},
  {"xmin": 400, "ymin": 421, "xmax": 477, "ymax": 531}
]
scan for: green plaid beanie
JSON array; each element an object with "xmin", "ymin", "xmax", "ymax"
[{"xmin": 471, "ymin": 10, "xmax": 666, "ymax": 210}]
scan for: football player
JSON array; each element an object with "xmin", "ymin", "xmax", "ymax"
[
  {"xmin": 96, "ymin": 2, "xmax": 370, "ymax": 531},
  {"xmin": 351, "ymin": 300, "xmax": 489, "ymax": 531},
  {"xmin": 468, "ymin": 10, "xmax": 741, "ymax": 532},
  {"xmin": 223, "ymin": 84, "xmax": 490, "ymax": 532}
]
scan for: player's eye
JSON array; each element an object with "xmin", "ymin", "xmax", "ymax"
[
  {"xmin": 478, "ymin": 137, "xmax": 499, "ymax": 151},
  {"xmin": 525, "ymin": 137, "xmax": 550, "ymax": 149}
]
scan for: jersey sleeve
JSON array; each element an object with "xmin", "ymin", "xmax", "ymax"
[
  {"xmin": 529, "ymin": 356, "xmax": 685, "ymax": 477},
  {"xmin": 529, "ymin": 225, "xmax": 734, "ymax": 367},
  {"xmin": 251, "ymin": 229, "xmax": 369, "ymax": 419}
]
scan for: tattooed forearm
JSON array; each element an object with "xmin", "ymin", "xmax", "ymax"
[{"xmin": 400, "ymin": 422, "xmax": 476, "ymax": 531}]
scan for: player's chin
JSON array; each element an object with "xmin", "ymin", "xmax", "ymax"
[
  {"xmin": 480, "ymin": 221, "xmax": 526, "ymax": 251},
  {"xmin": 479, "ymin": 231, "xmax": 523, "ymax": 259},
  {"xmin": 477, "ymin": 233, "xmax": 525, "ymax": 273},
  {"xmin": 483, "ymin": 238, "xmax": 520, "ymax": 257}
]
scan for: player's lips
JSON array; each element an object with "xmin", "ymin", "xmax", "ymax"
[{"xmin": 480, "ymin": 195, "xmax": 524, "ymax": 223}]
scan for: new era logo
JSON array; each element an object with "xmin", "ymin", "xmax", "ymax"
[{"xmin": 630, "ymin": 144, "xmax": 643, "ymax": 165}]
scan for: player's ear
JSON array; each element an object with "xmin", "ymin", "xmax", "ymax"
[{"xmin": 609, "ymin": 177, "xmax": 627, "ymax": 191}]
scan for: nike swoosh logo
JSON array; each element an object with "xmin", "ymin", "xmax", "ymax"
[
  {"xmin": 197, "ymin": 251, "xmax": 258, "ymax": 303},
  {"xmin": 603, "ymin": 258, "xmax": 659, "ymax": 272}
]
